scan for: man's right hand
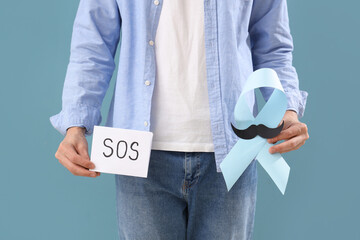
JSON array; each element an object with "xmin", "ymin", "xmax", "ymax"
[{"xmin": 55, "ymin": 127, "xmax": 100, "ymax": 178}]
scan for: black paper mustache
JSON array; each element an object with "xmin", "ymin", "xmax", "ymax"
[{"xmin": 231, "ymin": 121, "xmax": 284, "ymax": 140}]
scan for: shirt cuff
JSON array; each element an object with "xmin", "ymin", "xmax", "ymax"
[
  {"xmin": 285, "ymin": 89, "xmax": 308, "ymax": 119},
  {"xmin": 49, "ymin": 104, "xmax": 101, "ymax": 136}
]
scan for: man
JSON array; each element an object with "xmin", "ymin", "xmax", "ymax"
[{"xmin": 50, "ymin": 0, "xmax": 309, "ymax": 239}]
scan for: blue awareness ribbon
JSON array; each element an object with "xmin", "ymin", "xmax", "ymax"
[{"xmin": 220, "ymin": 68, "xmax": 290, "ymax": 195}]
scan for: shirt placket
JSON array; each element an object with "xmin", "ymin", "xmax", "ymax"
[
  {"xmin": 203, "ymin": 0, "xmax": 228, "ymax": 171},
  {"xmin": 142, "ymin": 0, "xmax": 163, "ymax": 131}
]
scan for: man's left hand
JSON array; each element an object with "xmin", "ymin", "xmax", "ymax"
[{"xmin": 267, "ymin": 110, "xmax": 309, "ymax": 154}]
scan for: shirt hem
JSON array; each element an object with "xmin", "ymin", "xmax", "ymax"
[{"xmin": 151, "ymin": 141, "xmax": 215, "ymax": 152}]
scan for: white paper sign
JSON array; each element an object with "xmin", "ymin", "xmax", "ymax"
[{"xmin": 90, "ymin": 126, "xmax": 153, "ymax": 178}]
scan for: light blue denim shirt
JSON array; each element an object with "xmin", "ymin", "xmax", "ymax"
[{"xmin": 50, "ymin": 0, "xmax": 308, "ymax": 172}]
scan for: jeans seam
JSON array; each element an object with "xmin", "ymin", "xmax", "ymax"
[
  {"xmin": 182, "ymin": 152, "xmax": 188, "ymax": 197},
  {"xmin": 193, "ymin": 153, "xmax": 201, "ymax": 186}
]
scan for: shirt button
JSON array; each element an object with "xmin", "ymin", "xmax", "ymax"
[
  {"xmin": 149, "ymin": 40, "xmax": 154, "ymax": 46},
  {"xmin": 145, "ymin": 80, "xmax": 151, "ymax": 86},
  {"xmin": 153, "ymin": 0, "xmax": 160, "ymax": 5},
  {"xmin": 144, "ymin": 121, "xmax": 148, "ymax": 127}
]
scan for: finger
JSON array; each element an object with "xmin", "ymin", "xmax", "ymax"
[
  {"xmin": 63, "ymin": 144, "xmax": 95, "ymax": 169},
  {"xmin": 59, "ymin": 155, "xmax": 97, "ymax": 177},
  {"xmin": 268, "ymin": 124, "xmax": 303, "ymax": 144},
  {"xmin": 269, "ymin": 135, "xmax": 305, "ymax": 154}
]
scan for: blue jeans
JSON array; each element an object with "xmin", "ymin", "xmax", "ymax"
[{"xmin": 115, "ymin": 149, "xmax": 257, "ymax": 240}]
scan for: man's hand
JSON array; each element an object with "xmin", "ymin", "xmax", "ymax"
[
  {"xmin": 55, "ymin": 127, "xmax": 100, "ymax": 178},
  {"xmin": 267, "ymin": 110, "xmax": 309, "ymax": 154}
]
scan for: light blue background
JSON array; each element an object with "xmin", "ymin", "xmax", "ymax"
[{"xmin": 1, "ymin": 0, "xmax": 359, "ymax": 239}]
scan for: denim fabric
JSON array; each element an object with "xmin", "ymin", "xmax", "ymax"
[
  {"xmin": 115, "ymin": 149, "xmax": 257, "ymax": 240},
  {"xmin": 49, "ymin": 0, "xmax": 308, "ymax": 172}
]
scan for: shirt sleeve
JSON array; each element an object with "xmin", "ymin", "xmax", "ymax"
[
  {"xmin": 249, "ymin": 0, "xmax": 308, "ymax": 118},
  {"xmin": 49, "ymin": 0, "xmax": 121, "ymax": 136}
]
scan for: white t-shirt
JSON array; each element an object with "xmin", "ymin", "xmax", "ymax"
[{"xmin": 150, "ymin": 0, "xmax": 214, "ymax": 152}]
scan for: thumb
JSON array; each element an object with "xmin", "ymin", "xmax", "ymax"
[{"xmin": 76, "ymin": 138, "xmax": 90, "ymax": 160}]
